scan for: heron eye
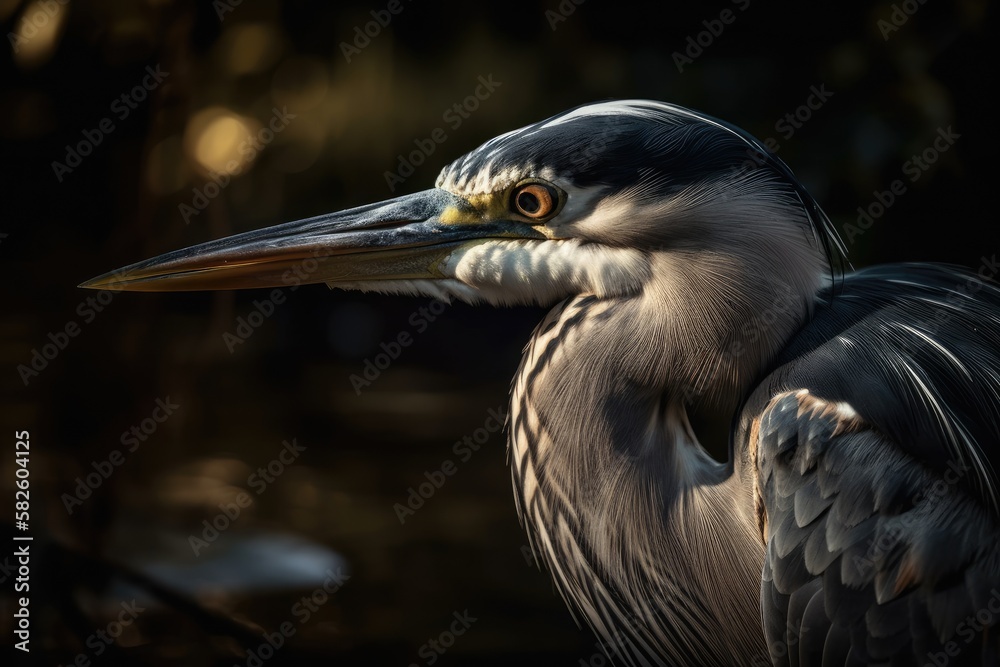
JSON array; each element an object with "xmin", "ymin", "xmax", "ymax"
[{"xmin": 512, "ymin": 183, "xmax": 557, "ymax": 220}]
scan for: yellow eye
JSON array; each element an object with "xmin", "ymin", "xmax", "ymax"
[{"xmin": 512, "ymin": 182, "xmax": 558, "ymax": 220}]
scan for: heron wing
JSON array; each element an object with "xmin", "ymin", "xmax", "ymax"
[
  {"xmin": 754, "ymin": 390, "xmax": 1000, "ymax": 665},
  {"xmin": 745, "ymin": 263, "xmax": 1000, "ymax": 665}
]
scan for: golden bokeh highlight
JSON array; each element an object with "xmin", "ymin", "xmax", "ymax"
[
  {"xmin": 12, "ymin": 0, "xmax": 69, "ymax": 69},
  {"xmin": 183, "ymin": 107, "xmax": 260, "ymax": 176}
]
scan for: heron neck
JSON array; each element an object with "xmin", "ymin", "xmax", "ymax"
[{"xmin": 510, "ymin": 293, "xmax": 772, "ymax": 663}]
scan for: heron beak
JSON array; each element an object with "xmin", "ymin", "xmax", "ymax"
[{"xmin": 80, "ymin": 189, "xmax": 542, "ymax": 292}]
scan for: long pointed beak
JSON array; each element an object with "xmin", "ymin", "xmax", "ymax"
[{"xmin": 80, "ymin": 189, "xmax": 541, "ymax": 292}]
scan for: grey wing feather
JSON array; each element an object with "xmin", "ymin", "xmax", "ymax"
[{"xmin": 755, "ymin": 390, "xmax": 1000, "ymax": 666}]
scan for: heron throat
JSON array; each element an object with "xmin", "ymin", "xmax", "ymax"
[{"xmin": 507, "ymin": 245, "xmax": 826, "ymax": 664}]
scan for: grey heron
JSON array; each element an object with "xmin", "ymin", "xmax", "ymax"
[{"xmin": 82, "ymin": 100, "xmax": 1000, "ymax": 665}]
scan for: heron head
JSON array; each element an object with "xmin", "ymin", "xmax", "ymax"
[{"xmin": 82, "ymin": 100, "xmax": 845, "ymax": 310}]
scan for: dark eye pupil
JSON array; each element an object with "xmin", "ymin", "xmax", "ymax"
[{"xmin": 518, "ymin": 192, "xmax": 540, "ymax": 213}]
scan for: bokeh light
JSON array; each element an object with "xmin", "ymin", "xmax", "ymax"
[
  {"xmin": 11, "ymin": 0, "xmax": 68, "ymax": 69},
  {"xmin": 184, "ymin": 106, "xmax": 260, "ymax": 176}
]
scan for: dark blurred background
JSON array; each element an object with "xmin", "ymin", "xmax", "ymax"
[{"xmin": 0, "ymin": 0, "xmax": 994, "ymax": 665}]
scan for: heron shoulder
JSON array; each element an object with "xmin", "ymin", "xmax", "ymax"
[{"xmin": 740, "ymin": 261, "xmax": 1000, "ymax": 518}]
